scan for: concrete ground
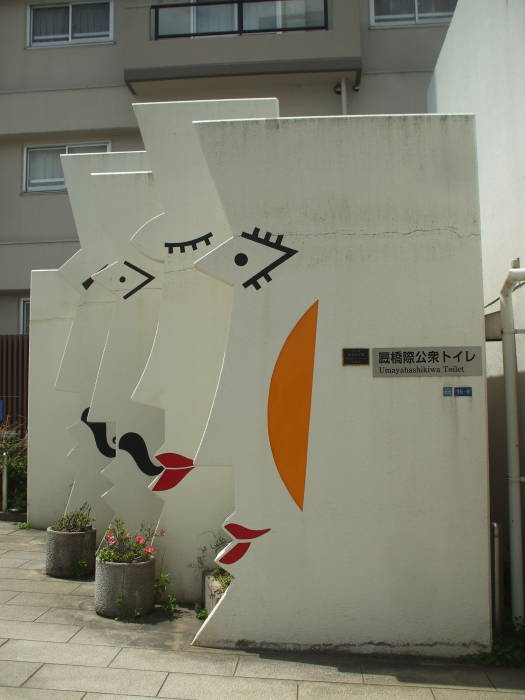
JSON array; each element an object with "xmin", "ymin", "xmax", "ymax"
[{"xmin": 0, "ymin": 524, "xmax": 524, "ymax": 699}]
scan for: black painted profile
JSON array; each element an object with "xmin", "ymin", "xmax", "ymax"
[
  {"xmin": 118, "ymin": 433, "xmax": 163, "ymax": 476},
  {"xmin": 80, "ymin": 408, "xmax": 116, "ymax": 459}
]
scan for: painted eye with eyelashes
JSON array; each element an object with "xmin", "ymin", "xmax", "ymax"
[
  {"xmin": 164, "ymin": 232, "xmax": 213, "ymax": 254},
  {"xmin": 92, "ymin": 260, "xmax": 155, "ymax": 300},
  {"xmin": 194, "ymin": 226, "xmax": 298, "ymax": 290},
  {"xmin": 237, "ymin": 228, "xmax": 298, "ymax": 291}
]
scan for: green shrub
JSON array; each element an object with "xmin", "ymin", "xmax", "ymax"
[
  {"xmin": 50, "ymin": 502, "xmax": 94, "ymax": 532},
  {"xmin": 97, "ymin": 518, "xmax": 163, "ymax": 563},
  {"xmin": 0, "ymin": 421, "xmax": 27, "ymax": 510}
]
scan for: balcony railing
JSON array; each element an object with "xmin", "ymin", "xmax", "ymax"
[{"xmin": 153, "ymin": 0, "xmax": 328, "ymax": 39}]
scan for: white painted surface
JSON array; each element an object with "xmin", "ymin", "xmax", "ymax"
[
  {"xmin": 27, "ymin": 271, "xmax": 79, "ymax": 528},
  {"xmin": 192, "ymin": 114, "xmax": 491, "ymax": 655},
  {"xmin": 54, "ymin": 154, "xmax": 163, "ymax": 536},
  {"xmin": 128, "ymin": 99, "xmax": 278, "ymax": 600},
  {"xmin": 428, "ymin": 0, "xmax": 525, "ymax": 555},
  {"xmin": 30, "ymin": 99, "xmax": 279, "ymax": 600}
]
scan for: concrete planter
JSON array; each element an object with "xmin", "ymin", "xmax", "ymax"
[
  {"xmin": 45, "ymin": 527, "xmax": 96, "ymax": 578},
  {"xmin": 95, "ymin": 558, "xmax": 155, "ymax": 618}
]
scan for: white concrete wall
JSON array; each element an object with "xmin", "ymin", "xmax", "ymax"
[
  {"xmin": 27, "ymin": 271, "xmax": 80, "ymax": 527},
  {"xmin": 193, "ymin": 114, "xmax": 491, "ymax": 655},
  {"xmin": 429, "ymin": 0, "xmax": 525, "ymax": 548}
]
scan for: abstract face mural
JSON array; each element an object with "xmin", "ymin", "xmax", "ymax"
[
  {"xmin": 194, "ymin": 228, "xmax": 317, "ymax": 574},
  {"xmin": 52, "ymin": 154, "xmax": 160, "ymax": 533},
  {"xmin": 189, "ymin": 114, "xmax": 491, "ymax": 656}
]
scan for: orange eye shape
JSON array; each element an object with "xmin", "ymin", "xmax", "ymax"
[{"xmin": 268, "ymin": 301, "xmax": 319, "ymax": 510}]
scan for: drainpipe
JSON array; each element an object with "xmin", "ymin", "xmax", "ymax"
[
  {"xmin": 501, "ymin": 265, "xmax": 525, "ymax": 625},
  {"xmin": 1, "ymin": 452, "xmax": 6, "ymax": 512},
  {"xmin": 340, "ymin": 77, "xmax": 348, "ymax": 115}
]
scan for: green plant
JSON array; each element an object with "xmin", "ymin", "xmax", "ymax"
[
  {"xmin": 163, "ymin": 593, "xmax": 178, "ymax": 617},
  {"xmin": 154, "ymin": 572, "xmax": 171, "ymax": 601},
  {"xmin": 0, "ymin": 420, "xmax": 27, "ymax": 510},
  {"xmin": 154, "ymin": 572, "xmax": 178, "ymax": 617},
  {"xmin": 115, "ymin": 595, "xmax": 142, "ymax": 622},
  {"xmin": 97, "ymin": 518, "xmax": 164, "ymax": 563},
  {"xmin": 50, "ymin": 502, "xmax": 94, "ymax": 532},
  {"xmin": 212, "ymin": 567, "xmax": 233, "ymax": 593},
  {"xmin": 17, "ymin": 521, "xmax": 31, "ymax": 529},
  {"xmin": 462, "ymin": 623, "xmax": 525, "ymax": 667},
  {"xmin": 190, "ymin": 530, "xmax": 231, "ymax": 572},
  {"xmin": 72, "ymin": 558, "xmax": 88, "ymax": 580},
  {"xmin": 196, "ymin": 607, "xmax": 208, "ymax": 620}
]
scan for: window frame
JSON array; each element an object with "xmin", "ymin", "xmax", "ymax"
[
  {"xmin": 19, "ymin": 298, "xmax": 30, "ymax": 335},
  {"xmin": 23, "ymin": 141, "xmax": 111, "ymax": 193},
  {"xmin": 152, "ymin": 0, "xmax": 328, "ymax": 40},
  {"xmin": 27, "ymin": 1, "xmax": 114, "ymax": 48},
  {"xmin": 369, "ymin": 0, "xmax": 456, "ymax": 28}
]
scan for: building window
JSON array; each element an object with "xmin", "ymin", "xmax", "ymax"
[
  {"xmin": 153, "ymin": 0, "xmax": 328, "ymax": 39},
  {"xmin": 19, "ymin": 299, "xmax": 30, "ymax": 335},
  {"xmin": 370, "ymin": 0, "xmax": 457, "ymax": 26},
  {"xmin": 24, "ymin": 142, "xmax": 110, "ymax": 192},
  {"xmin": 29, "ymin": 2, "xmax": 113, "ymax": 47}
]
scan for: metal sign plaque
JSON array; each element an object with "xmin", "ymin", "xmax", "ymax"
[
  {"xmin": 372, "ymin": 347, "xmax": 482, "ymax": 378},
  {"xmin": 342, "ymin": 348, "xmax": 369, "ymax": 366}
]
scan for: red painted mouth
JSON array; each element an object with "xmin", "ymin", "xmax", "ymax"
[
  {"xmin": 152, "ymin": 452, "xmax": 194, "ymax": 491},
  {"xmin": 224, "ymin": 523, "xmax": 271, "ymax": 540},
  {"xmin": 219, "ymin": 542, "xmax": 251, "ymax": 564},
  {"xmin": 218, "ymin": 523, "xmax": 271, "ymax": 565}
]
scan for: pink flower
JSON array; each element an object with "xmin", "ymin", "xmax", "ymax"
[
  {"xmin": 155, "ymin": 529, "xmax": 166, "ymax": 536},
  {"xmin": 107, "ymin": 533, "xmax": 115, "ymax": 540},
  {"xmin": 135, "ymin": 536, "xmax": 145, "ymax": 545},
  {"xmin": 145, "ymin": 546, "xmax": 154, "ymax": 554}
]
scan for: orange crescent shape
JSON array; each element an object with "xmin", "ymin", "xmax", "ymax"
[{"xmin": 268, "ymin": 301, "xmax": 319, "ymax": 510}]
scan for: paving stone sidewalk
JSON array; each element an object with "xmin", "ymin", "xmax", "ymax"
[{"xmin": 0, "ymin": 523, "xmax": 524, "ymax": 699}]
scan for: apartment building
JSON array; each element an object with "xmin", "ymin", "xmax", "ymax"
[{"xmin": 0, "ymin": 0, "xmax": 456, "ymax": 334}]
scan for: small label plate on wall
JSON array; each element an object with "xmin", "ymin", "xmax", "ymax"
[
  {"xmin": 443, "ymin": 387, "xmax": 473, "ymax": 397},
  {"xmin": 454, "ymin": 387, "xmax": 472, "ymax": 396},
  {"xmin": 343, "ymin": 348, "xmax": 370, "ymax": 366}
]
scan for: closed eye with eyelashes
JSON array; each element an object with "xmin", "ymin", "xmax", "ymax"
[{"xmin": 165, "ymin": 232, "xmax": 213, "ymax": 254}]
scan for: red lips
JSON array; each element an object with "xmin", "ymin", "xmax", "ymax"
[
  {"xmin": 218, "ymin": 522, "xmax": 271, "ymax": 565},
  {"xmin": 224, "ymin": 523, "xmax": 271, "ymax": 539},
  {"xmin": 152, "ymin": 452, "xmax": 194, "ymax": 491}
]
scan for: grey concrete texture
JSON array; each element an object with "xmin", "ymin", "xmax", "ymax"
[
  {"xmin": 0, "ymin": 528, "xmax": 524, "ymax": 698},
  {"xmin": 45, "ymin": 527, "xmax": 96, "ymax": 578},
  {"xmin": 95, "ymin": 558, "xmax": 155, "ymax": 618}
]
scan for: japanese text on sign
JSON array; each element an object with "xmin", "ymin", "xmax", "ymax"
[{"xmin": 372, "ymin": 347, "xmax": 482, "ymax": 377}]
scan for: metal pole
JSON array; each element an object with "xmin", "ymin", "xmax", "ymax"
[
  {"xmin": 1, "ymin": 452, "xmax": 7, "ymax": 512},
  {"xmin": 501, "ymin": 280, "xmax": 524, "ymax": 625},
  {"xmin": 492, "ymin": 522, "xmax": 502, "ymax": 633},
  {"xmin": 340, "ymin": 76, "xmax": 348, "ymax": 115}
]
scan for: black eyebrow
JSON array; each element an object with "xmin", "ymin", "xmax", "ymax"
[
  {"xmin": 165, "ymin": 232, "xmax": 213, "ymax": 254},
  {"xmin": 241, "ymin": 228, "xmax": 298, "ymax": 291},
  {"xmin": 82, "ymin": 263, "xmax": 108, "ymax": 290}
]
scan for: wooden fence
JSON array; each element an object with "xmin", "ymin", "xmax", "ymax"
[{"xmin": 0, "ymin": 335, "xmax": 29, "ymax": 430}]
